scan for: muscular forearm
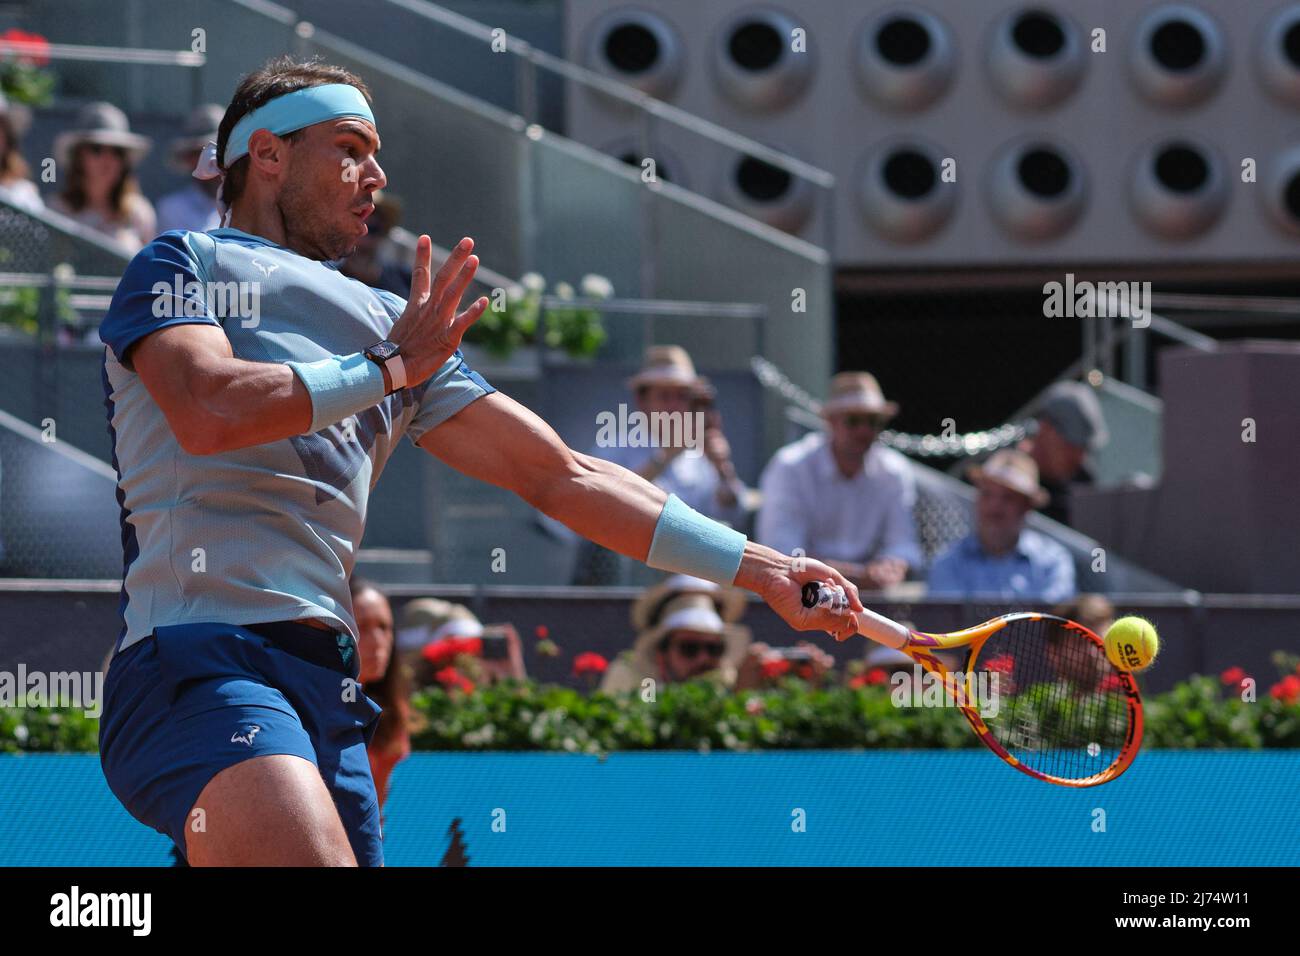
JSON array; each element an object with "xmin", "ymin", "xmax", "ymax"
[
  {"xmin": 534, "ymin": 451, "xmax": 670, "ymax": 560},
  {"xmin": 182, "ymin": 357, "xmax": 314, "ymax": 454}
]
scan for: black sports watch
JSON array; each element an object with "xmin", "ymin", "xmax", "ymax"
[{"xmin": 364, "ymin": 340, "xmax": 406, "ymax": 394}]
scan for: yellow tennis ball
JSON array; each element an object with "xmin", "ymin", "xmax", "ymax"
[{"xmin": 1104, "ymin": 617, "xmax": 1160, "ymax": 672}]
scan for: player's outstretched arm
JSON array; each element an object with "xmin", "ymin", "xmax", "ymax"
[{"xmin": 419, "ymin": 391, "xmax": 866, "ymax": 639}]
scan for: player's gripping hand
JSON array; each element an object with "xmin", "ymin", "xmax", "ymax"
[
  {"xmin": 737, "ymin": 546, "xmax": 865, "ymax": 642},
  {"xmin": 388, "ymin": 235, "xmax": 490, "ymax": 385}
]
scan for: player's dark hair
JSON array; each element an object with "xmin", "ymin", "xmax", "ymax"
[{"xmin": 216, "ymin": 55, "xmax": 373, "ymax": 207}]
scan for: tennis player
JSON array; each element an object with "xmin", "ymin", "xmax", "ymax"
[{"xmin": 97, "ymin": 56, "xmax": 863, "ymax": 867}]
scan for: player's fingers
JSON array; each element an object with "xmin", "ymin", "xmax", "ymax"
[
  {"xmin": 409, "ymin": 234, "xmax": 432, "ymax": 306},
  {"xmin": 429, "ymin": 237, "xmax": 473, "ymax": 305},
  {"xmin": 437, "ymin": 256, "xmax": 479, "ymax": 321},
  {"xmin": 821, "ymin": 565, "xmax": 864, "ymax": 613},
  {"xmin": 448, "ymin": 296, "xmax": 489, "ymax": 341}
]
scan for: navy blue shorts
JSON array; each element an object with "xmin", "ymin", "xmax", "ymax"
[{"xmin": 99, "ymin": 621, "xmax": 384, "ymax": 865}]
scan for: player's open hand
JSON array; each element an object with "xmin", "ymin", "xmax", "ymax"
[{"xmin": 388, "ymin": 235, "xmax": 489, "ymax": 385}]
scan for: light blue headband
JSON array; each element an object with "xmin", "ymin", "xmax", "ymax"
[{"xmin": 223, "ymin": 83, "xmax": 375, "ymax": 166}]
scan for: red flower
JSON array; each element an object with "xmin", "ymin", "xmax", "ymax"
[
  {"xmin": 572, "ymin": 652, "xmax": 608, "ymax": 676},
  {"xmin": 849, "ymin": 668, "xmax": 888, "ymax": 690},
  {"xmin": 422, "ymin": 635, "xmax": 482, "ymax": 668},
  {"xmin": 534, "ymin": 625, "xmax": 549, "ymax": 639},
  {"xmin": 1269, "ymin": 675, "xmax": 1300, "ymax": 705},
  {"xmin": 1220, "ymin": 667, "xmax": 1247, "ymax": 687},
  {"xmin": 1, "ymin": 29, "xmax": 50, "ymax": 67},
  {"xmin": 983, "ymin": 655, "xmax": 1015, "ymax": 675},
  {"xmin": 761, "ymin": 658, "xmax": 791, "ymax": 680},
  {"xmin": 434, "ymin": 666, "xmax": 475, "ymax": 694}
]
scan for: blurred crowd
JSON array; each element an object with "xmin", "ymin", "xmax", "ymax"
[{"xmin": 0, "ymin": 97, "xmax": 411, "ymax": 289}]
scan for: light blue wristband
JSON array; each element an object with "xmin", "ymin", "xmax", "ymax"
[
  {"xmin": 646, "ymin": 494, "xmax": 747, "ymax": 586},
  {"xmin": 285, "ymin": 352, "xmax": 387, "ymax": 434}
]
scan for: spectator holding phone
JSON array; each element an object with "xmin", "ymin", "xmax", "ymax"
[{"xmin": 396, "ymin": 597, "xmax": 526, "ymax": 688}]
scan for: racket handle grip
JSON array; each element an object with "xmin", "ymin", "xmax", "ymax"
[{"xmin": 800, "ymin": 582, "xmax": 911, "ymax": 650}]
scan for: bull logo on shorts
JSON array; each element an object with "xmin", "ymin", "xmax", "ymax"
[{"xmin": 231, "ymin": 725, "xmax": 262, "ymax": 746}]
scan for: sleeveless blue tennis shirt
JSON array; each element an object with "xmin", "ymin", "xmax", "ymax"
[{"xmin": 100, "ymin": 227, "xmax": 495, "ymax": 651}]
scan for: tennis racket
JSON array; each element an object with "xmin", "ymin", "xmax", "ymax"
[{"xmin": 802, "ymin": 582, "xmax": 1143, "ymax": 787}]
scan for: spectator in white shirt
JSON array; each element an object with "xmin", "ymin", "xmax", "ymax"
[
  {"xmin": 592, "ymin": 345, "xmax": 747, "ymax": 526},
  {"xmin": 757, "ymin": 371, "xmax": 920, "ymax": 591},
  {"xmin": 155, "ymin": 104, "xmax": 224, "ymax": 234},
  {"xmin": 0, "ymin": 93, "xmax": 42, "ymax": 213}
]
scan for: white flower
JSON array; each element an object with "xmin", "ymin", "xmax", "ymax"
[
  {"xmin": 553, "ymin": 281, "xmax": 575, "ymax": 300},
  {"xmin": 14, "ymin": 725, "xmax": 28, "ymax": 744},
  {"xmin": 520, "ymin": 271, "xmax": 545, "ymax": 294},
  {"xmin": 52, "ymin": 263, "xmax": 76, "ymax": 284},
  {"xmin": 579, "ymin": 273, "xmax": 614, "ymax": 299}
]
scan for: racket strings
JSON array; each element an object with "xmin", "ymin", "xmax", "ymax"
[{"xmin": 974, "ymin": 618, "xmax": 1132, "ymax": 781}]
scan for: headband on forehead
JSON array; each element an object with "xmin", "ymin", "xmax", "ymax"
[
  {"xmin": 192, "ymin": 82, "xmax": 375, "ymax": 227},
  {"xmin": 223, "ymin": 82, "xmax": 374, "ymax": 166}
]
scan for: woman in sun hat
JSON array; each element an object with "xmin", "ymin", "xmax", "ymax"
[{"xmin": 49, "ymin": 101, "xmax": 156, "ymax": 252}]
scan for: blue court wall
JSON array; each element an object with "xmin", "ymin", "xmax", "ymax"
[{"xmin": 0, "ymin": 752, "xmax": 1295, "ymax": 866}]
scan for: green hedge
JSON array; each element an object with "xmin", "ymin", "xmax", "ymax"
[{"xmin": 4, "ymin": 675, "xmax": 1298, "ymax": 754}]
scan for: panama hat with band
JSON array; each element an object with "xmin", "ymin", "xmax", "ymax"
[
  {"xmin": 630, "ymin": 590, "xmax": 749, "ymax": 669},
  {"xmin": 968, "ymin": 448, "xmax": 1050, "ymax": 508},
  {"xmin": 625, "ymin": 345, "xmax": 702, "ymax": 392},
  {"xmin": 820, "ymin": 371, "xmax": 899, "ymax": 420},
  {"xmin": 53, "ymin": 101, "xmax": 152, "ymax": 169}
]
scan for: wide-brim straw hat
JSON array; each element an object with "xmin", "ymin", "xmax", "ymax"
[
  {"xmin": 626, "ymin": 344, "xmax": 701, "ymax": 391},
  {"xmin": 630, "ymin": 574, "xmax": 748, "ymax": 663},
  {"xmin": 53, "ymin": 101, "xmax": 152, "ymax": 169},
  {"xmin": 968, "ymin": 448, "xmax": 1050, "ymax": 508},
  {"xmin": 820, "ymin": 371, "xmax": 899, "ymax": 419}
]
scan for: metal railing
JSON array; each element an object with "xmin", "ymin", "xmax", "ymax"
[{"xmin": 374, "ymin": 0, "xmax": 837, "ymax": 285}]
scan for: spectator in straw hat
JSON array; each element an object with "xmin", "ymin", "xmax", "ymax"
[
  {"xmin": 927, "ymin": 449, "xmax": 1075, "ymax": 602},
  {"xmin": 757, "ymin": 371, "xmax": 920, "ymax": 591},
  {"xmin": 590, "ymin": 345, "xmax": 748, "ymax": 526},
  {"xmin": 1019, "ymin": 380, "xmax": 1109, "ymax": 527},
  {"xmin": 50, "ymin": 101, "xmax": 156, "ymax": 253},
  {"xmin": 601, "ymin": 574, "xmax": 752, "ymax": 693},
  {"xmin": 156, "ymin": 103, "xmax": 225, "ymax": 234},
  {"xmin": 0, "ymin": 92, "xmax": 42, "ymax": 213}
]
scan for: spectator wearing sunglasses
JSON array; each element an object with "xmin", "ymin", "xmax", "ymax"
[
  {"xmin": 601, "ymin": 574, "xmax": 751, "ymax": 693},
  {"xmin": 756, "ymin": 372, "xmax": 921, "ymax": 592},
  {"xmin": 49, "ymin": 102, "xmax": 156, "ymax": 253}
]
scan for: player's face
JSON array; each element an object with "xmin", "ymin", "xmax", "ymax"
[
  {"xmin": 975, "ymin": 481, "xmax": 1031, "ymax": 549},
  {"xmin": 278, "ymin": 117, "xmax": 386, "ymax": 262},
  {"xmin": 637, "ymin": 384, "xmax": 694, "ymax": 416},
  {"xmin": 659, "ymin": 629, "xmax": 727, "ymax": 682},
  {"xmin": 828, "ymin": 409, "xmax": 883, "ymax": 457},
  {"xmin": 1029, "ymin": 419, "xmax": 1086, "ymax": 481},
  {"xmin": 353, "ymin": 587, "xmax": 394, "ymax": 684}
]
